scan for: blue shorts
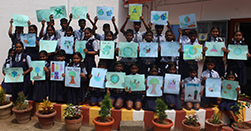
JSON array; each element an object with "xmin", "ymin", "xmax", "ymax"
[
  {"xmin": 110, "ymin": 91, "xmax": 125, "ymax": 101},
  {"xmin": 126, "ymin": 92, "xmax": 142, "ymax": 103},
  {"xmin": 90, "ymin": 91, "xmax": 105, "ymax": 104}
]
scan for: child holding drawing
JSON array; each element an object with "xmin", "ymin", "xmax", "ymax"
[{"xmin": 8, "ymin": 18, "xmax": 24, "ymax": 48}]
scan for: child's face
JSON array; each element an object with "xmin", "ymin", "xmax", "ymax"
[
  {"xmin": 105, "ymin": 33, "xmax": 113, "ymax": 41},
  {"xmin": 29, "ymin": 27, "xmax": 36, "ymax": 34},
  {"xmin": 206, "ymin": 63, "xmax": 215, "ymax": 71},
  {"xmin": 103, "ymin": 27, "xmax": 110, "ymax": 32},
  {"xmin": 47, "ymin": 27, "xmax": 54, "ymax": 36},
  {"xmin": 145, "ymin": 33, "xmax": 153, "ymax": 42},
  {"xmin": 130, "ymin": 65, "xmax": 138, "ymax": 74},
  {"xmin": 189, "ymin": 34, "xmax": 197, "ymax": 43},
  {"xmin": 211, "ymin": 28, "xmax": 219, "ymax": 38},
  {"xmin": 126, "ymin": 33, "xmax": 134, "ymax": 42},
  {"xmin": 84, "ymin": 30, "xmax": 92, "ymax": 39},
  {"xmin": 133, "ymin": 23, "xmax": 141, "ymax": 31},
  {"xmin": 115, "ymin": 64, "xmax": 123, "ymax": 72},
  {"xmin": 165, "ymin": 32, "xmax": 174, "ymax": 41},
  {"xmin": 15, "ymin": 43, "xmax": 23, "ymax": 54},
  {"xmin": 65, "ymin": 29, "xmax": 73, "ymax": 36},
  {"xmin": 61, "ymin": 21, "xmax": 68, "ymax": 30},
  {"xmin": 39, "ymin": 53, "xmax": 48, "ymax": 60},
  {"xmin": 227, "ymin": 74, "xmax": 235, "ymax": 81},
  {"xmin": 189, "ymin": 71, "xmax": 197, "ymax": 78},
  {"xmin": 16, "ymin": 27, "xmax": 23, "ymax": 34},
  {"xmin": 79, "ymin": 21, "xmax": 86, "ymax": 29},
  {"xmin": 98, "ymin": 65, "xmax": 106, "ymax": 69},
  {"xmin": 56, "ymin": 55, "xmax": 65, "ymax": 61},
  {"xmin": 234, "ymin": 32, "xmax": 243, "ymax": 42},
  {"xmin": 168, "ymin": 67, "xmax": 177, "ymax": 74},
  {"xmin": 183, "ymin": 29, "xmax": 190, "ymax": 35},
  {"xmin": 73, "ymin": 55, "xmax": 81, "ymax": 64},
  {"xmin": 150, "ymin": 68, "xmax": 158, "ymax": 75},
  {"xmin": 156, "ymin": 27, "xmax": 163, "ymax": 35},
  {"xmin": 9, "ymin": 51, "xmax": 15, "ymax": 58}
]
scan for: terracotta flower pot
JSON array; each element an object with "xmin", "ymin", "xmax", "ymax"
[
  {"xmin": 65, "ymin": 115, "xmax": 83, "ymax": 131},
  {"xmin": 36, "ymin": 110, "xmax": 57, "ymax": 129},
  {"xmin": 182, "ymin": 119, "xmax": 201, "ymax": 131},
  {"xmin": 205, "ymin": 119, "xmax": 224, "ymax": 131},
  {"xmin": 0, "ymin": 101, "xmax": 13, "ymax": 119},
  {"xmin": 152, "ymin": 118, "xmax": 173, "ymax": 131},
  {"xmin": 231, "ymin": 122, "xmax": 251, "ymax": 131},
  {"xmin": 93, "ymin": 117, "xmax": 114, "ymax": 131},
  {"xmin": 12, "ymin": 105, "xmax": 33, "ymax": 124}
]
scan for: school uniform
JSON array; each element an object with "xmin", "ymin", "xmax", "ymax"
[
  {"xmin": 133, "ymin": 31, "xmax": 145, "ymax": 43},
  {"xmin": 83, "ymin": 37, "xmax": 99, "ymax": 74},
  {"xmin": 1, "ymin": 59, "xmax": 12, "ymax": 94},
  {"xmin": 152, "ymin": 34, "xmax": 165, "ymax": 46},
  {"xmin": 163, "ymin": 82, "xmax": 182, "ymax": 110},
  {"xmin": 227, "ymin": 41, "xmax": 248, "ymax": 87},
  {"xmin": 10, "ymin": 33, "xmax": 21, "ymax": 48},
  {"xmin": 219, "ymin": 84, "xmax": 239, "ymax": 112},
  {"xmin": 179, "ymin": 38, "xmax": 200, "ymax": 79},
  {"xmin": 110, "ymin": 89, "xmax": 125, "ymax": 102},
  {"xmin": 66, "ymin": 63, "xmax": 88, "ymax": 105},
  {"xmin": 95, "ymin": 33, "xmax": 118, "ymax": 41},
  {"xmin": 152, "ymin": 34, "xmax": 166, "ymax": 75},
  {"xmin": 126, "ymin": 73, "xmax": 143, "ymax": 103},
  {"xmin": 74, "ymin": 29, "xmax": 85, "ymax": 40},
  {"xmin": 32, "ymin": 61, "xmax": 50, "ymax": 102},
  {"xmin": 56, "ymin": 29, "xmax": 65, "ymax": 39},
  {"xmin": 24, "ymin": 36, "xmax": 40, "ymax": 60},
  {"xmin": 183, "ymin": 76, "xmax": 201, "ymax": 105},
  {"xmin": 10, "ymin": 53, "xmax": 32, "ymax": 101},
  {"xmin": 90, "ymin": 87, "xmax": 106, "ymax": 104},
  {"xmin": 49, "ymin": 61, "xmax": 67, "ymax": 102},
  {"xmin": 43, "ymin": 35, "xmax": 58, "ymax": 62},
  {"xmin": 203, "ymin": 36, "xmax": 225, "ymax": 77},
  {"xmin": 101, "ymin": 42, "xmax": 118, "ymax": 71},
  {"xmin": 201, "ymin": 69, "xmax": 220, "ymax": 106}
]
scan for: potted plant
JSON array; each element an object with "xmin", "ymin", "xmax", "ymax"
[
  {"xmin": 231, "ymin": 101, "xmax": 251, "ymax": 130},
  {"xmin": 0, "ymin": 89, "xmax": 13, "ymax": 119},
  {"xmin": 152, "ymin": 98, "xmax": 173, "ymax": 131},
  {"xmin": 238, "ymin": 93, "xmax": 250, "ymax": 102},
  {"xmin": 35, "ymin": 96, "xmax": 57, "ymax": 129},
  {"xmin": 93, "ymin": 93, "xmax": 114, "ymax": 131},
  {"xmin": 182, "ymin": 114, "xmax": 201, "ymax": 131},
  {"xmin": 205, "ymin": 112, "xmax": 224, "ymax": 131},
  {"xmin": 63, "ymin": 104, "xmax": 83, "ymax": 131},
  {"xmin": 12, "ymin": 92, "xmax": 33, "ymax": 124}
]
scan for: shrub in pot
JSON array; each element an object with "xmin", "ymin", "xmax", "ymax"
[
  {"xmin": 182, "ymin": 114, "xmax": 201, "ymax": 131},
  {"xmin": 12, "ymin": 92, "xmax": 33, "ymax": 124},
  {"xmin": 93, "ymin": 93, "xmax": 114, "ymax": 131},
  {"xmin": 0, "ymin": 89, "xmax": 12, "ymax": 119},
  {"xmin": 63, "ymin": 104, "xmax": 83, "ymax": 131},
  {"xmin": 35, "ymin": 96, "xmax": 57, "ymax": 129},
  {"xmin": 231, "ymin": 101, "xmax": 251, "ymax": 130},
  {"xmin": 152, "ymin": 98, "xmax": 173, "ymax": 131},
  {"xmin": 205, "ymin": 113, "xmax": 224, "ymax": 131}
]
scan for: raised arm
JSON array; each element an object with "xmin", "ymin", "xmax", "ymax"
[
  {"xmin": 39, "ymin": 20, "xmax": 46, "ymax": 38},
  {"xmin": 140, "ymin": 16, "xmax": 149, "ymax": 31},
  {"xmin": 8, "ymin": 19, "xmax": 13, "ymax": 37},
  {"xmin": 67, "ymin": 13, "xmax": 72, "ymax": 27},
  {"xmin": 177, "ymin": 28, "xmax": 182, "ymax": 42},
  {"xmin": 167, "ymin": 21, "xmax": 176, "ymax": 41},
  {"xmin": 112, "ymin": 16, "xmax": 119, "ymax": 37},
  {"xmin": 120, "ymin": 15, "xmax": 130, "ymax": 34},
  {"xmin": 87, "ymin": 13, "xmax": 97, "ymax": 35}
]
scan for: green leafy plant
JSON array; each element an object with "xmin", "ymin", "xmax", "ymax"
[
  {"xmin": 209, "ymin": 112, "xmax": 221, "ymax": 124},
  {"xmin": 239, "ymin": 93, "xmax": 249, "ymax": 97},
  {"xmin": 14, "ymin": 92, "xmax": 29, "ymax": 110},
  {"xmin": 99, "ymin": 93, "xmax": 113, "ymax": 122},
  {"xmin": 38, "ymin": 96, "xmax": 54, "ymax": 114},
  {"xmin": 231, "ymin": 101, "xmax": 251, "ymax": 121},
  {"xmin": 156, "ymin": 98, "xmax": 167, "ymax": 123},
  {"xmin": 184, "ymin": 114, "xmax": 199, "ymax": 126},
  {"xmin": 0, "ymin": 89, "xmax": 6, "ymax": 106},
  {"xmin": 63, "ymin": 104, "xmax": 82, "ymax": 120}
]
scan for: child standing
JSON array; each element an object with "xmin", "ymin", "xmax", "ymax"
[
  {"xmin": 49, "ymin": 49, "xmax": 67, "ymax": 102},
  {"xmin": 183, "ymin": 65, "xmax": 201, "ymax": 110},
  {"xmin": 64, "ymin": 52, "xmax": 87, "ymax": 105},
  {"xmin": 201, "ymin": 58, "xmax": 220, "ymax": 107},
  {"xmin": 89, "ymin": 61, "xmax": 107, "ymax": 106},
  {"xmin": 83, "ymin": 28, "xmax": 99, "ymax": 75},
  {"xmin": 227, "ymin": 31, "xmax": 251, "ymax": 87},
  {"xmin": 1, "ymin": 48, "xmax": 15, "ymax": 94},
  {"xmin": 143, "ymin": 65, "xmax": 163, "ymax": 111},
  {"xmin": 32, "ymin": 51, "xmax": 50, "ymax": 102},
  {"xmin": 126, "ymin": 64, "xmax": 142, "ymax": 110},
  {"xmin": 25, "ymin": 25, "xmax": 40, "ymax": 60},
  {"xmin": 8, "ymin": 19, "xmax": 24, "ymax": 48},
  {"xmin": 202, "ymin": 27, "xmax": 227, "ymax": 77},
  {"xmin": 109, "ymin": 62, "xmax": 125, "ymax": 109},
  {"xmin": 219, "ymin": 70, "xmax": 240, "ymax": 122},
  {"xmin": 7, "ymin": 42, "xmax": 32, "ymax": 101},
  {"xmin": 163, "ymin": 64, "xmax": 182, "ymax": 110},
  {"xmin": 74, "ymin": 13, "xmax": 95, "ymax": 40}
]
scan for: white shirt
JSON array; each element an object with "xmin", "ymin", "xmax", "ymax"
[
  {"xmin": 201, "ymin": 69, "xmax": 220, "ymax": 79},
  {"xmin": 133, "ymin": 31, "xmax": 145, "ymax": 43},
  {"xmin": 86, "ymin": 37, "xmax": 99, "ymax": 51},
  {"xmin": 183, "ymin": 76, "xmax": 201, "ymax": 87},
  {"xmin": 10, "ymin": 53, "xmax": 31, "ymax": 68},
  {"xmin": 56, "ymin": 29, "xmax": 65, "ymax": 39},
  {"xmin": 153, "ymin": 34, "xmax": 165, "ymax": 46},
  {"xmin": 74, "ymin": 29, "xmax": 85, "ymax": 40}
]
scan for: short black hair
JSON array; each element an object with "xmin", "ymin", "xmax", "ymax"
[
  {"xmin": 130, "ymin": 63, "xmax": 138, "ymax": 69},
  {"xmin": 114, "ymin": 61, "xmax": 123, "ymax": 67},
  {"xmin": 60, "ymin": 18, "xmax": 68, "ymax": 23},
  {"xmin": 134, "ymin": 21, "xmax": 141, "ymax": 25},
  {"xmin": 78, "ymin": 19, "xmax": 86, "ymax": 24},
  {"xmin": 145, "ymin": 30, "xmax": 153, "ymax": 36},
  {"xmin": 105, "ymin": 31, "xmax": 114, "ymax": 40},
  {"xmin": 205, "ymin": 58, "xmax": 215, "ymax": 64},
  {"xmin": 155, "ymin": 25, "xmax": 164, "ymax": 29},
  {"xmin": 125, "ymin": 29, "xmax": 134, "ymax": 35},
  {"xmin": 39, "ymin": 50, "xmax": 48, "ymax": 56},
  {"xmin": 103, "ymin": 23, "xmax": 110, "ymax": 29},
  {"xmin": 188, "ymin": 65, "xmax": 197, "ymax": 73},
  {"xmin": 188, "ymin": 29, "xmax": 197, "ymax": 36},
  {"xmin": 98, "ymin": 60, "xmax": 107, "ymax": 67},
  {"xmin": 56, "ymin": 49, "xmax": 66, "ymax": 56}
]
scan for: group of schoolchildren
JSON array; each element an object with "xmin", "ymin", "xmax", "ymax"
[{"xmin": 2, "ymin": 11, "xmax": 251, "ymax": 123}]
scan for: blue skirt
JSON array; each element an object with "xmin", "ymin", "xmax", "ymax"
[
  {"xmin": 90, "ymin": 90, "xmax": 105, "ymax": 104},
  {"xmin": 110, "ymin": 91, "xmax": 125, "ymax": 101},
  {"xmin": 1, "ymin": 80, "xmax": 12, "ymax": 94},
  {"xmin": 219, "ymin": 99, "xmax": 239, "ymax": 111},
  {"xmin": 33, "ymin": 80, "xmax": 49, "ymax": 102},
  {"xmin": 143, "ymin": 97, "xmax": 158, "ymax": 112},
  {"xmin": 163, "ymin": 93, "xmax": 182, "ymax": 109},
  {"xmin": 50, "ymin": 81, "xmax": 66, "ymax": 102}
]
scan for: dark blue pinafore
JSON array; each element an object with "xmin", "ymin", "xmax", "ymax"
[
  {"xmin": 24, "ymin": 37, "xmax": 40, "ymax": 60},
  {"xmin": 84, "ymin": 39, "xmax": 96, "ymax": 75}
]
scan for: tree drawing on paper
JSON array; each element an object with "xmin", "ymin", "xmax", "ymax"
[
  {"xmin": 102, "ymin": 45, "xmax": 111, "ymax": 55},
  {"xmin": 152, "ymin": 13, "xmax": 167, "ymax": 21},
  {"xmin": 110, "ymin": 74, "xmax": 119, "ymax": 84},
  {"xmin": 180, "ymin": 16, "xmax": 196, "ymax": 28},
  {"xmin": 234, "ymin": 48, "xmax": 242, "ymax": 56},
  {"xmin": 33, "ymin": 67, "xmax": 42, "ymax": 79},
  {"xmin": 130, "ymin": 79, "xmax": 140, "ymax": 89},
  {"xmin": 8, "ymin": 71, "xmax": 20, "ymax": 81},
  {"xmin": 167, "ymin": 79, "xmax": 176, "ymax": 89},
  {"xmin": 69, "ymin": 71, "xmax": 76, "ymax": 84},
  {"xmin": 149, "ymin": 78, "xmax": 159, "ymax": 94},
  {"xmin": 64, "ymin": 40, "xmax": 72, "ymax": 49},
  {"xmin": 94, "ymin": 72, "xmax": 101, "ymax": 81}
]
